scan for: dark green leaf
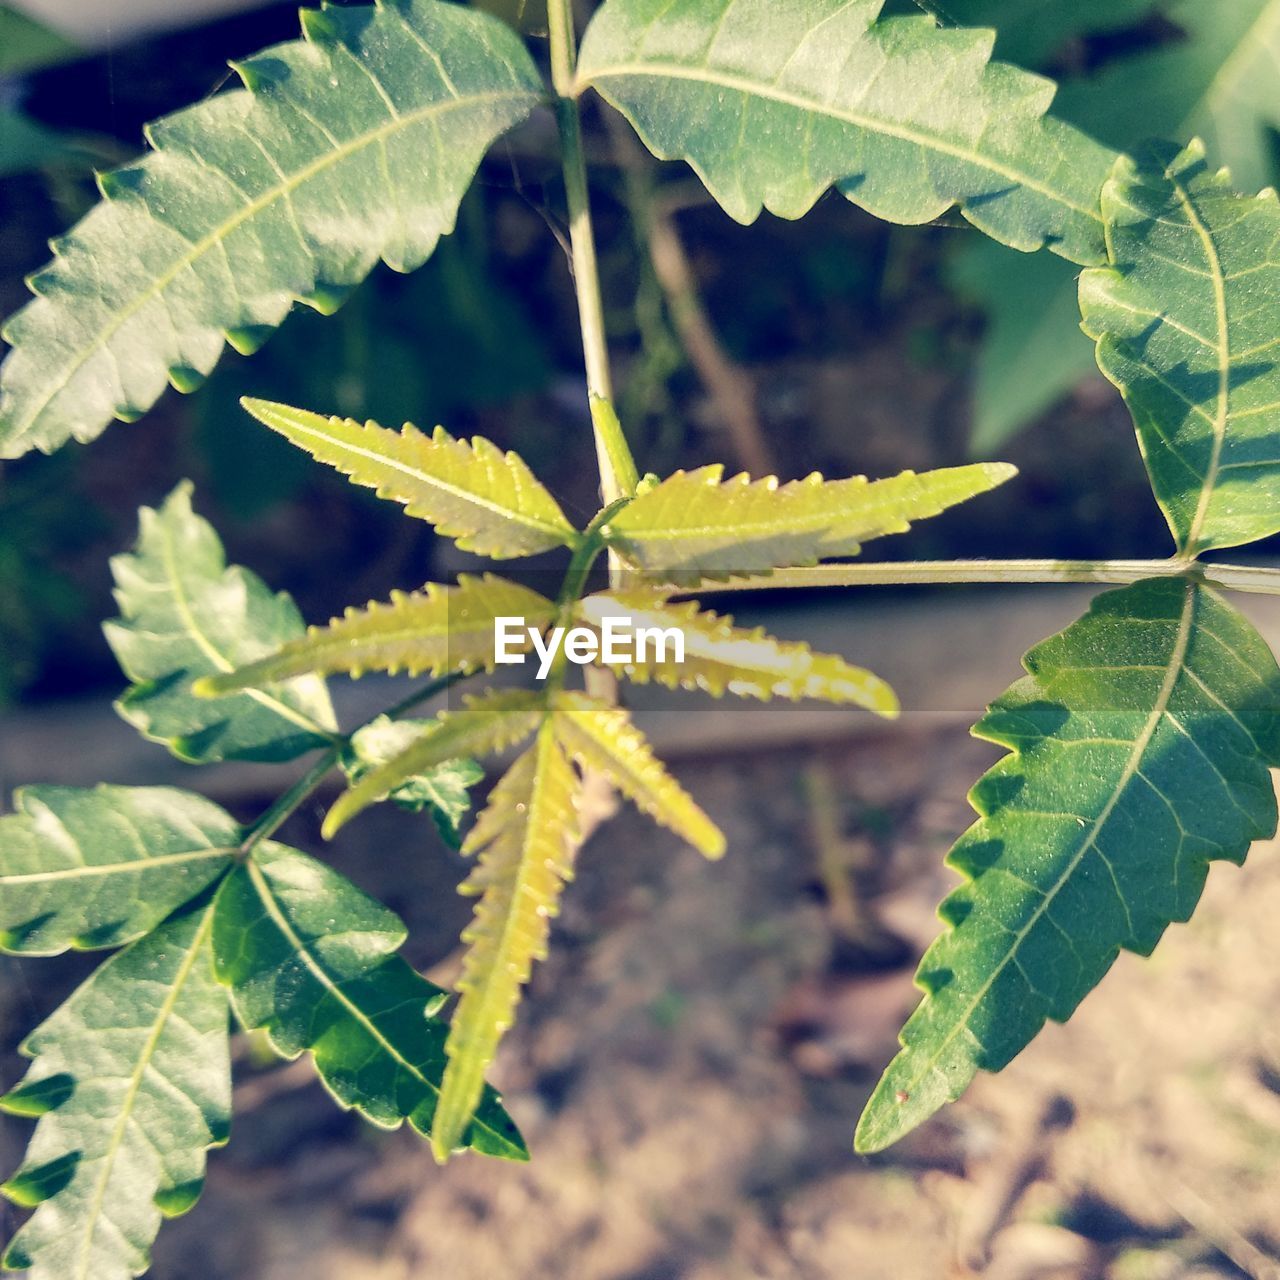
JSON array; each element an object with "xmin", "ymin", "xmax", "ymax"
[
  {"xmin": 1, "ymin": 901, "xmax": 231, "ymax": 1280},
  {"xmin": 105, "ymin": 482, "xmax": 338, "ymax": 763},
  {"xmin": 857, "ymin": 578, "xmax": 1280, "ymax": 1152},
  {"xmin": 212, "ymin": 843, "xmax": 527, "ymax": 1160},
  {"xmin": 0, "ymin": 785, "xmax": 238, "ymax": 955}
]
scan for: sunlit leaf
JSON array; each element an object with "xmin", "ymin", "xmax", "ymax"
[
  {"xmin": 240, "ymin": 399, "xmax": 578, "ymax": 558},
  {"xmin": 324, "ymin": 689, "xmax": 546, "ymax": 835},
  {"xmin": 1, "ymin": 901, "xmax": 231, "ymax": 1280},
  {"xmin": 0, "ymin": 785, "xmax": 238, "ymax": 955},
  {"xmin": 212, "ymin": 843, "xmax": 527, "ymax": 1160},
  {"xmin": 1080, "ymin": 141, "xmax": 1280, "ymax": 554},
  {"xmin": 432, "ymin": 724, "xmax": 582, "ymax": 1161},
  {"xmin": 0, "ymin": 0, "xmax": 544, "ymax": 458},
  {"xmin": 196, "ymin": 573, "xmax": 555, "ymax": 694},
  {"xmin": 551, "ymin": 691, "xmax": 724, "ymax": 858},
  {"xmin": 604, "ymin": 463, "xmax": 1015, "ymax": 579},
  {"xmin": 579, "ymin": 590, "xmax": 899, "ymax": 716},
  {"xmin": 343, "ymin": 716, "xmax": 483, "ymax": 847},
  {"xmin": 105, "ymin": 483, "xmax": 337, "ymax": 763},
  {"xmin": 857, "ymin": 578, "xmax": 1280, "ymax": 1153},
  {"xmin": 577, "ymin": 0, "xmax": 1116, "ymax": 264}
]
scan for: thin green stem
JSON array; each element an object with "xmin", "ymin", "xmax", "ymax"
[
  {"xmin": 673, "ymin": 559, "xmax": 1280, "ymax": 596},
  {"xmin": 547, "ymin": 0, "xmax": 638, "ymax": 505}
]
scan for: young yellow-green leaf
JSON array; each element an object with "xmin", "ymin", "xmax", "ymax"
[
  {"xmin": 105, "ymin": 483, "xmax": 337, "ymax": 763},
  {"xmin": 433, "ymin": 724, "xmax": 583, "ymax": 1161},
  {"xmin": 343, "ymin": 716, "xmax": 484, "ymax": 848},
  {"xmin": 240, "ymin": 400, "xmax": 578, "ymax": 558},
  {"xmin": 212, "ymin": 844, "xmax": 526, "ymax": 1160},
  {"xmin": 856, "ymin": 578, "xmax": 1280, "ymax": 1154},
  {"xmin": 579, "ymin": 590, "xmax": 899, "ymax": 717},
  {"xmin": 0, "ymin": 785, "xmax": 238, "ymax": 956},
  {"xmin": 0, "ymin": 0, "xmax": 544, "ymax": 458},
  {"xmin": 550, "ymin": 691, "xmax": 724, "ymax": 859},
  {"xmin": 576, "ymin": 0, "xmax": 1116, "ymax": 265},
  {"xmin": 324, "ymin": 689, "xmax": 546, "ymax": 836},
  {"xmin": 1, "ymin": 900, "xmax": 231, "ymax": 1280},
  {"xmin": 195, "ymin": 573, "xmax": 555, "ymax": 695},
  {"xmin": 1080, "ymin": 141, "xmax": 1280, "ymax": 555},
  {"xmin": 604, "ymin": 463, "xmax": 1015, "ymax": 578}
]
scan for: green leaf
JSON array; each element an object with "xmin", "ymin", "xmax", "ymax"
[
  {"xmin": 1079, "ymin": 141, "xmax": 1280, "ymax": 555},
  {"xmin": 576, "ymin": 0, "xmax": 1117, "ymax": 265},
  {"xmin": 105, "ymin": 482, "xmax": 337, "ymax": 763},
  {"xmin": 856, "ymin": 578, "xmax": 1280, "ymax": 1154},
  {"xmin": 0, "ymin": 0, "xmax": 544, "ymax": 459},
  {"xmin": 195, "ymin": 572, "xmax": 556, "ymax": 695},
  {"xmin": 343, "ymin": 716, "xmax": 483, "ymax": 847},
  {"xmin": 912, "ymin": 0, "xmax": 1158, "ymax": 70},
  {"xmin": 0, "ymin": 111, "xmax": 73, "ymax": 179},
  {"xmin": 959, "ymin": 0, "xmax": 1280, "ymax": 449},
  {"xmin": 579, "ymin": 590, "xmax": 900, "ymax": 716},
  {"xmin": 551, "ymin": 692, "xmax": 724, "ymax": 858},
  {"xmin": 0, "ymin": 785, "xmax": 238, "ymax": 955},
  {"xmin": 240, "ymin": 399, "xmax": 578, "ymax": 558},
  {"xmin": 1, "ymin": 900, "xmax": 231, "ymax": 1280},
  {"xmin": 212, "ymin": 843, "xmax": 527, "ymax": 1161},
  {"xmin": 604, "ymin": 463, "xmax": 1015, "ymax": 578},
  {"xmin": 324, "ymin": 689, "xmax": 546, "ymax": 835},
  {"xmin": 433, "ymin": 724, "xmax": 582, "ymax": 1161}
]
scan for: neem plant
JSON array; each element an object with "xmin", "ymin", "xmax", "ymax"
[{"xmin": 2, "ymin": 0, "xmax": 1280, "ymax": 1274}]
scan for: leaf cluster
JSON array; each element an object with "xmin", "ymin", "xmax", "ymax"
[{"xmin": 1, "ymin": 1, "xmax": 1280, "ymax": 1270}]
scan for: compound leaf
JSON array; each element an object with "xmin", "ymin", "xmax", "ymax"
[
  {"xmin": 324, "ymin": 689, "xmax": 546, "ymax": 835},
  {"xmin": 579, "ymin": 590, "xmax": 899, "ymax": 716},
  {"xmin": 343, "ymin": 716, "xmax": 483, "ymax": 847},
  {"xmin": 0, "ymin": 785, "xmax": 238, "ymax": 955},
  {"xmin": 576, "ymin": 0, "xmax": 1116, "ymax": 265},
  {"xmin": 433, "ymin": 724, "xmax": 582, "ymax": 1161},
  {"xmin": 105, "ymin": 483, "xmax": 337, "ymax": 763},
  {"xmin": 212, "ymin": 843, "xmax": 527, "ymax": 1160},
  {"xmin": 856, "ymin": 578, "xmax": 1280, "ymax": 1153},
  {"xmin": 1, "ymin": 900, "xmax": 231, "ymax": 1280},
  {"xmin": 551, "ymin": 691, "xmax": 724, "ymax": 858},
  {"xmin": 240, "ymin": 399, "xmax": 578, "ymax": 558},
  {"xmin": 0, "ymin": 0, "xmax": 544, "ymax": 458},
  {"xmin": 196, "ymin": 573, "xmax": 555, "ymax": 694},
  {"xmin": 1080, "ymin": 141, "xmax": 1280, "ymax": 555},
  {"xmin": 604, "ymin": 463, "xmax": 1014, "ymax": 579}
]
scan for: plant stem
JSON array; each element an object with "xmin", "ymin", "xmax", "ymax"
[
  {"xmin": 676, "ymin": 559, "xmax": 1280, "ymax": 596},
  {"xmin": 547, "ymin": 0, "xmax": 638, "ymax": 504}
]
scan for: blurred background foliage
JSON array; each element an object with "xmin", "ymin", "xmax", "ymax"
[{"xmin": 3, "ymin": 0, "xmax": 1276, "ymax": 706}]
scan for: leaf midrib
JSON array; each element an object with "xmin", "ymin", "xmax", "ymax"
[
  {"xmin": 74, "ymin": 905, "xmax": 216, "ymax": 1280},
  {"xmin": 275, "ymin": 415, "xmax": 574, "ymax": 545},
  {"xmin": 1199, "ymin": 0, "xmax": 1280, "ymax": 113},
  {"xmin": 1170, "ymin": 165, "xmax": 1232, "ymax": 555},
  {"xmin": 6, "ymin": 90, "xmax": 533, "ymax": 447},
  {"xmin": 155, "ymin": 513, "xmax": 337, "ymax": 743},
  {"xmin": 3, "ymin": 846, "xmax": 235, "ymax": 886},
  {"xmin": 579, "ymin": 61, "xmax": 1105, "ymax": 225},
  {"xmin": 243, "ymin": 857, "xmax": 506, "ymax": 1149},
  {"xmin": 893, "ymin": 582, "xmax": 1197, "ymax": 1104}
]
